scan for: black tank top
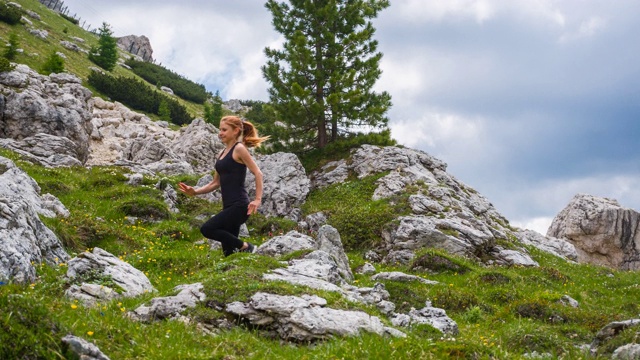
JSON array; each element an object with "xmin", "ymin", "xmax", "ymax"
[{"xmin": 214, "ymin": 142, "xmax": 249, "ymax": 208}]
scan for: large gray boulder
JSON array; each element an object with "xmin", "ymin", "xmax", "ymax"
[
  {"xmin": 246, "ymin": 152, "xmax": 310, "ymax": 218},
  {"xmin": 548, "ymin": 194, "xmax": 640, "ymax": 270},
  {"xmin": 0, "ymin": 156, "xmax": 69, "ymax": 284},
  {"xmin": 0, "ymin": 65, "xmax": 93, "ymax": 165},
  {"xmin": 66, "ymin": 247, "xmax": 155, "ymax": 297},
  {"xmin": 117, "ymin": 34, "xmax": 153, "ymax": 62}
]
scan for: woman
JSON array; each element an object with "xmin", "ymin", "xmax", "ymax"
[{"xmin": 178, "ymin": 116, "xmax": 268, "ymax": 256}]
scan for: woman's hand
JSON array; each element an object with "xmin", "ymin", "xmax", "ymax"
[
  {"xmin": 178, "ymin": 182, "xmax": 197, "ymax": 196},
  {"xmin": 247, "ymin": 199, "xmax": 261, "ymax": 215}
]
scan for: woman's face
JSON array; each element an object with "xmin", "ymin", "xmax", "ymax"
[{"xmin": 218, "ymin": 121, "xmax": 239, "ymax": 143}]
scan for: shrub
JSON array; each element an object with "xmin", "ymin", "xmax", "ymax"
[
  {"xmin": 0, "ymin": 2, "xmax": 22, "ymax": 25},
  {"xmin": 88, "ymin": 70, "xmax": 192, "ymax": 125},
  {"xmin": 117, "ymin": 198, "xmax": 171, "ymax": 221},
  {"xmin": 432, "ymin": 288, "xmax": 479, "ymax": 313},
  {"xmin": 40, "ymin": 51, "xmax": 65, "ymax": 75},
  {"xmin": 3, "ymin": 32, "xmax": 19, "ymax": 61},
  {"xmin": 60, "ymin": 13, "xmax": 79, "ymax": 25},
  {"xmin": 410, "ymin": 251, "xmax": 471, "ymax": 274},
  {"xmin": 125, "ymin": 57, "xmax": 209, "ymax": 104},
  {"xmin": 0, "ymin": 56, "xmax": 14, "ymax": 72}
]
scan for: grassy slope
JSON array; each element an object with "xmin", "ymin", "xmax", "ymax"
[
  {"xmin": 0, "ymin": 0, "xmax": 205, "ymax": 120},
  {"xmin": 1, "ymin": 1, "xmax": 638, "ymax": 359},
  {"xmin": 1, "ymin": 148, "xmax": 639, "ymax": 359}
]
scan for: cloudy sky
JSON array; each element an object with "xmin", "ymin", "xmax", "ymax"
[{"xmin": 61, "ymin": 0, "xmax": 640, "ymax": 234}]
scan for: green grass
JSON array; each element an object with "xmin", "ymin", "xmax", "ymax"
[{"xmin": 2, "ymin": 146, "xmax": 639, "ymax": 359}]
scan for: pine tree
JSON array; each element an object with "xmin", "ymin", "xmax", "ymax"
[
  {"xmin": 89, "ymin": 22, "xmax": 118, "ymax": 71},
  {"xmin": 40, "ymin": 51, "xmax": 65, "ymax": 75},
  {"xmin": 3, "ymin": 32, "xmax": 19, "ymax": 61},
  {"xmin": 158, "ymin": 99, "xmax": 171, "ymax": 122},
  {"xmin": 211, "ymin": 90, "xmax": 224, "ymax": 121},
  {"xmin": 263, "ymin": 0, "xmax": 392, "ymax": 151}
]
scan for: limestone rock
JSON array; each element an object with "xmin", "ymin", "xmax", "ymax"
[
  {"xmin": 591, "ymin": 319, "xmax": 640, "ymax": 352},
  {"xmin": 245, "ymin": 152, "xmax": 310, "ymax": 218},
  {"xmin": 226, "ymin": 292, "xmax": 403, "ymax": 341},
  {"xmin": 66, "ymin": 247, "xmax": 155, "ymax": 297},
  {"xmin": 390, "ymin": 302, "xmax": 458, "ymax": 335},
  {"xmin": 371, "ymin": 271, "xmax": 439, "ymax": 285},
  {"xmin": 61, "ymin": 335, "xmax": 110, "ymax": 360},
  {"xmin": 117, "ymin": 35, "xmax": 153, "ymax": 62},
  {"xmin": 171, "ymin": 118, "xmax": 223, "ymax": 174},
  {"xmin": 613, "ymin": 344, "xmax": 640, "ymax": 360},
  {"xmin": 130, "ymin": 283, "xmax": 206, "ymax": 322},
  {"xmin": 65, "ymin": 283, "xmax": 120, "ymax": 306},
  {"xmin": 0, "ymin": 156, "xmax": 69, "ymax": 283},
  {"xmin": 256, "ymin": 230, "xmax": 317, "ymax": 257},
  {"xmin": 0, "ymin": 65, "xmax": 93, "ymax": 165},
  {"xmin": 315, "ymin": 225, "xmax": 353, "ymax": 281},
  {"xmin": 548, "ymin": 194, "xmax": 640, "ymax": 270},
  {"xmin": 515, "ymin": 229, "xmax": 578, "ymax": 261}
]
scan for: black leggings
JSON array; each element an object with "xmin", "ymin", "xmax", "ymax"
[{"xmin": 200, "ymin": 203, "xmax": 249, "ymax": 257}]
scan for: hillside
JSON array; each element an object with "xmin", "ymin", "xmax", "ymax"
[
  {"xmin": 2, "ymin": 1, "xmax": 640, "ymax": 360},
  {"xmin": 0, "ymin": 0, "xmax": 207, "ymax": 120}
]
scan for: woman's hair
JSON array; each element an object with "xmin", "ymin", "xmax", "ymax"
[{"xmin": 220, "ymin": 115, "xmax": 270, "ymax": 148}]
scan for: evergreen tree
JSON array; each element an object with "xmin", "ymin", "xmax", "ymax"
[
  {"xmin": 204, "ymin": 90, "xmax": 224, "ymax": 124},
  {"xmin": 40, "ymin": 51, "xmax": 65, "ymax": 75},
  {"xmin": 263, "ymin": 0, "xmax": 392, "ymax": 151},
  {"xmin": 89, "ymin": 22, "xmax": 118, "ymax": 71},
  {"xmin": 158, "ymin": 99, "xmax": 171, "ymax": 121},
  {"xmin": 211, "ymin": 90, "xmax": 224, "ymax": 121},
  {"xmin": 3, "ymin": 32, "xmax": 18, "ymax": 61}
]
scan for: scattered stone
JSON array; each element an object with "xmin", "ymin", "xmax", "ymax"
[
  {"xmin": 371, "ymin": 271, "xmax": 439, "ymax": 285},
  {"xmin": 559, "ymin": 295, "xmax": 579, "ymax": 308},
  {"xmin": 61, "ymin": 335, "xmax": 110, "ymax": 360},
  {"xmin": 130, "ymin": 283, "xmax": 206, "ymax": 322}
]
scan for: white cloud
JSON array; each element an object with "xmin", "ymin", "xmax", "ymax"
[
  {"xmin": 559, "ymin": 16, "xmax": 607, "ymax": 43},
  {"xmin": 389, "ymin": 0, "xmax": 566, "ymax": 27},
  {"xmin": 511, "ymin": 217, "xmax": 554, "ymax": 235},
  {"xmin": 390, "ymin": 110, "xmax": 484, "ymax": 149}
]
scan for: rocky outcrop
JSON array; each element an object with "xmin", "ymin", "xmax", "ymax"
[
  {"xmin": 0, "ymin": 65, "xmax": 93, "ymax": 165},
  {"xmin": 0, "ymin": 156, "xmax": 69, "ymax": 284},
  {"xmin": 311, "ymin": 144, "xmax": 536, "ymax": 266},
  {"xmin": 226, "ymin": 292, "xmax": 404, "ymax": 341},
  {"xmin": 88, "ymin": 99, "xmax": 218, "ymax": 176},
  {"xmin": 254, "ymin": 226, "xmax": 456, "ymax": 337},
  {"xmin": 117, "ymin": 35, "xmax": 153, "ymax": 62},
  {"xmin": 548, "ymin": 194, "xmax": 640, "ymax": 270}
]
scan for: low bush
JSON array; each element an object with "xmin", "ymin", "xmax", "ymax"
[
  {"xmin": 0, "ymin": 2, "xmax": 22, "ymax": 25},
  {"xmin": 88, "ymin": 70, "xmax": 191, "ymax": 125}
]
